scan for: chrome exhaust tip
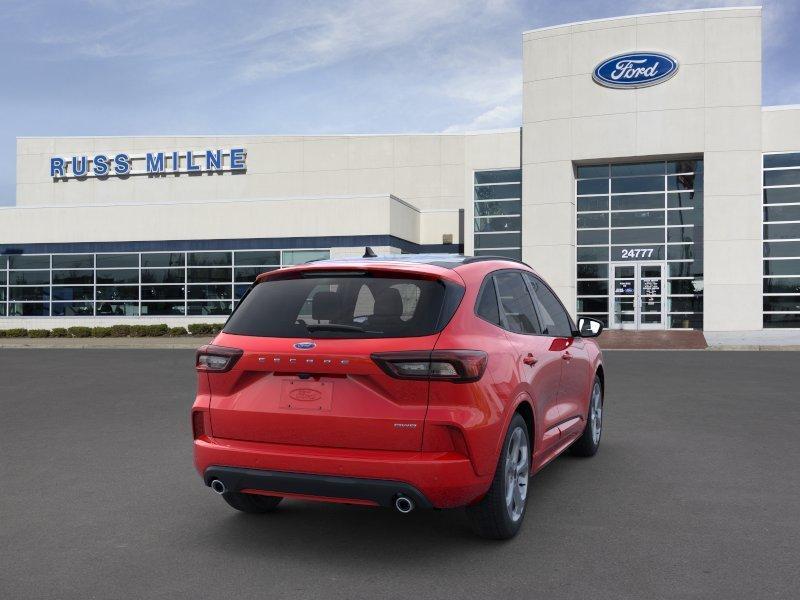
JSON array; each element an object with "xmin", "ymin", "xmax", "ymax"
[
  {"xmin": 394, "ymin": 495, "xmax": 414, "ymax": 514},
  {"xmin": 210, "ymin": 479, "xmax": 227, "ymax": 495}
]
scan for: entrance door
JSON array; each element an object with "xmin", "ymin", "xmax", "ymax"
[{"xmin": 610, "ymin": 262, "xmax": 666, "ymax": 330}]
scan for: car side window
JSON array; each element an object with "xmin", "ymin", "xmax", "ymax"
[
  {"xmin": 493, "ymin": 271, "xmax": 541, "ymax": 335},
  {"xmin": 524, "ymin": 274, "xmax": 573, "ymax": 338},
  {"xmin": 476, "ymin": 276, "xmax": 501, "ymax": 326}
]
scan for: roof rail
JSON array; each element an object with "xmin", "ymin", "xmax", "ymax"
[{"xmin": 461, "ymin": 255, "xmax": 532, "ymax": 268}]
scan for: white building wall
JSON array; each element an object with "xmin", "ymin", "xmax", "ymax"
[
  {"xmin": 763, "ymin": 106, "xmax": 800, "ymax": 152},
  {"xmin": 15, "ymin": 131, "xmax": 522, "ymax": 250},
  {"xmin": 0, "ymin": 194, "xmax": 418, "ymax": 245},
  {"xmin": 522, "ymin": 6, "xmax": 764, "ymax": 330}
]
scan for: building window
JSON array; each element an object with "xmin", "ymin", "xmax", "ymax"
[
  {"xmin": 575, "ymin": 159, "xmax": 704, "ymax": 330},
  {"xmin": 0, "ymin": 248, "xmax": 329, "ymax": 318},
  {"xmin": 763, "ymin": 153, "xmax": 800, "ymax": 328},
  {"xmin": 474, "ymin": 169, "xmax": 522, "ymax": 261}
]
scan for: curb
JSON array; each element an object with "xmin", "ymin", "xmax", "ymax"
[{"xmin": 0, "ymin": 338, "xmax": 211, "ymax": 349}]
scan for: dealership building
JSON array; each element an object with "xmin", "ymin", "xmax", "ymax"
[{"xmin": 2, "ymin": 5, "xmax": 799, "ymax": 336}]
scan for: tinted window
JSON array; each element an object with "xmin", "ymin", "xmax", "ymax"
[
  {"xmin": 493, "ymin": 272, "xmax": 540, "ymax": 335},
  {"xmin": 52, "ymin": 254, "xmax": 93, "ymax": 269},
  {"xmin": 525, "ymin": 274, "xmax": 573, "ymax": 338},
  {"xmin": 224, "ymin": 275, "xmax": 451, "ymax": 338},
  {"xmin": 96, "ymin": 254, "xmax": 137, "ymax": 268},
  {"xmin": 476, "ymin": 277, "xmax": 501, "ymax": 326}
]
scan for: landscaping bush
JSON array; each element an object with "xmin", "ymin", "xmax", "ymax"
[
  {"xmin": 146, "ymin": 324, "xmax": 169, "ymax": 337},
  {"xmin": 50, "ymin": 328, "xmax": 69, "ymax": 338},
  {"xmin": 4, "ymin": 328, "xmax": 29, "ymax": 338},
  {"xmin": 168, "ymin": 326, "xmax": 188, "ymax": 337},
  {"xmin": 188, "ymin": 323, "xmax": 212, "ymax": 335},
  {"xmin": 109, "ymin": 324, "xmax": 132, "ymax": 337},
  {"xmin": 0, "ymin": 329, "xmax": 5, "ymax": 338},
  {"xmin": 91, "ymin": 327, "xmax": 113, "ymax": 338},
  {"xmin": 188, "ymin": 323, "xmax": 220, "ymax": 335},
  {"xmin": 28, "ymin": 329, "xmax": 51, "ymax": 338},
  {"xmin": 129, "ymin": 325, "xmax": 148, "ymax": 337},
  {"xmin": 68, "ymin": 326, "xmax": 92, "ymax": 338}
]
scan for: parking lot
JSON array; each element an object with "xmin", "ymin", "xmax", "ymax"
[{"xmin": 1, "ymin": 349, "xmax": 798, "ymax": 599}]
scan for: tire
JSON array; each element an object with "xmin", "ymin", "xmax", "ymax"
[
  {"xmin": 221, "ymin": 491, "xmax": 283, "ymax": 514},
  {"xmin": 466, "ymin": 413, "xmax": 530, "ymax": 540},
  {"xmin": 570, "ymin": 375, "xmax": 603, "ymax": 457}
]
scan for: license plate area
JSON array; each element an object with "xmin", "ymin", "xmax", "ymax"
[{"xmin": 279, "ymin": 379, "xmax": 333, "ymax": 411}]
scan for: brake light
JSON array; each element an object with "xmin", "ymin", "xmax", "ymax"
[
  {"xmin": 371, "ymin": 350, "xmax": 488, "ymax": 383},
  {"xmin": 195, "ymin": 345, "xmax": 243, "ymax": 372}
]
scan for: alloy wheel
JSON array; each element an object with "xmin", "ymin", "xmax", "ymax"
[
  {"xmin": 590, "ymin": 382, "xmax": 603, "ymax": 445},
  {"xmin": 504, "ymin": 427, "xmax": 529, "ymax": 522}
]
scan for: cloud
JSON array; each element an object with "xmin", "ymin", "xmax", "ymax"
[
  {"xmin": 443, "ymin": 103, "xmax": 521, "ymax": 132},
  {"xmin": 235, "ymin": 0, "xmax": 479, "ymax": 81}
]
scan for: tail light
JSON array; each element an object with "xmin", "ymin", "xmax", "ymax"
[
  {"xmin": 196, "ymin": 345, "xmax": 243, "ymax": 373},
  {"xmin": 192, "ymin": 410, "xmax": 206, "ymax": 439},
  {"xmin": 371, "ymin": 350, "xmax": 488, "ymax": 383}
]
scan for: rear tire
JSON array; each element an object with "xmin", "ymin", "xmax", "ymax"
[
  {"xmin": 221, "ymin": 491, "xmax": 283, "ymax": 514},
  {"xmin": 466, "ymin": 413, "xmax": 530, "ymax": 540},
  {"xmin": 570, "ymin": 375, "xmax": 603, "ymax": 457}
]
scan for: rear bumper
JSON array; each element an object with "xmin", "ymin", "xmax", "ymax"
[
  {"xmin": 194, "ymin": 437, "xmax": 491, "ymax": 508},
  {"xmin": 204, "ymin": 466, "xmax": 432, "ymax": 509}
]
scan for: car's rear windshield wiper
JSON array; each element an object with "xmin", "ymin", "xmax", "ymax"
[{"xmin": 304, "ymin": 323, "xmax": 372, "ymax": 333}]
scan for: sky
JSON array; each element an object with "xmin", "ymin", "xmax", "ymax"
[{"xmin": 1, "ymin": 0, "xmax": 798, "ymax": 206}]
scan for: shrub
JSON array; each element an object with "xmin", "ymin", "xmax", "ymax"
[
  {"xmin": 4, "ymin": 328, "xmax": 29, "ymax": 338},
  {"xmin": 28, "ymin": 329, "xmax": 51, "ymax": 338},
  {"xmin": 168, "ymin": 326, "xmax": 188, "ymax": 337},
  {"xmin": 50, "ymin": 328, "xmax": 69, "ymax": 338},
  {"xmin": 211, "ymin": 323, "xmax": 224, "ymax": 334},
  {"xmin": 91, "ymin": 327, "xmax": 113, "ymax": 338},
  {"xmin": 109, "ymin": 324, "xmax": 132, "ymax": 337},
  {"xmin": 129, "ymin": 325, "xmax": 149, "ymax": 337},
  {"xmin": 0, "ymin": 329, "xmax": 5, "ymax": 338},
  {"xmin": 146, "ymin": 324, "xmax": 169, "ymax": 337},
  {"xmin": 188, "ymin": 323, "xmax": 216, "ymax": 335},
  {"xmin": 68, "ymin": 326, "xmax": 92, "ymax": 338}
]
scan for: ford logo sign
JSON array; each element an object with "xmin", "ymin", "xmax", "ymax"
[
  {"xmin": 593, "ymin": 52, "xmax": 678, "ymax": 89},
  {"xmin": 293, "ymin": 342, "xmax": 316, "ymax": 350}
]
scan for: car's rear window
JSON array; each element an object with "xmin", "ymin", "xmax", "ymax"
[{"xmin": 224, "ymin": 274, "xmax": 455, "ymax": 338}]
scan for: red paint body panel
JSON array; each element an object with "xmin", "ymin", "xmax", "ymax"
[{"xmin": 192, "ymin": 258, "xmax": 603, "ymax": 508}]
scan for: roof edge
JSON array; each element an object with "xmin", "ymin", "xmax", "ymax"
[
  {"xmin": 16, "ymin": 128, "xmax": 520, "ymax": 141},
  {"xmin": 522, "ymin": 5, "xmax": 761, "ymax": 36}
]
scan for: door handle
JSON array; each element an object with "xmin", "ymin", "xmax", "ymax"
[
  {"xmin": 561, "ymin": 351, "xmax": 572, "ymax": 361},
  {"xmin": 522, "ymin": 353, "xmax": 537, "ymax": 366}
]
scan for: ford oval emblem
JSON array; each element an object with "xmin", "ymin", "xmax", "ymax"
[
  {"xmin": 593, "ymin": 52, "xmax": 678, "ymax": 89},
  {"xmin": 293, "ymin": 341, "xmax": 316, "ymax": 350},
  {"xmin": 288, "ymin": 388, "xmax": 322, "ymax": 402}
]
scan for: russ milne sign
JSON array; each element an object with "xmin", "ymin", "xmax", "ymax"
[
  {"xmin": 50, "ymin": 148, "xmax": 246, "ymax": 179},
  {"xmin": 593, "ymin": 52, "xmax": 678, "ymax": 89}
]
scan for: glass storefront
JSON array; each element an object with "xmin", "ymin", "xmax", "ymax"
[
  {"xmin": 576, "ymin": 159, "xmax": 704, "ymax": 329},
  {"xmin": 0, "ymin": 248, "xmax": 329, "ymax": 318},
  {"xmin": 763, "ymin": 152, "xmax": 800, "ymax": 328},
  {"xmin": 474, "ymin": 169, "xmax": 522, "ymax": 261}
]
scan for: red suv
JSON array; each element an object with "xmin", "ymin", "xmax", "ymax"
[{"xmin": 192, "ymin": 254, "xmax": 604, "ymax": 539}]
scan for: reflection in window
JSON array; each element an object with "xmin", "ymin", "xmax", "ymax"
[
  {"xmin": 576, "ymin": 159, "xmax": 704, "ymax": 329},
  {"xmin": 474, "ymin": 169, "xmax": 522, "ymax": 262},
  {"xmin": 763, "ymin": 153, "xmax": 800, "ymax": 328},
  {"xmin": 0, "ymin": 248, "xmax": 331, "ymax": 318}
]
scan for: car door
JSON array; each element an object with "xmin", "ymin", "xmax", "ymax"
[
  {"xmin": 524, "ymin": 273, "xmax": 592, "ymax": 439},
  {"xmin": 492, "ymin": 270, "xmax": 564, "ymax": 457}
]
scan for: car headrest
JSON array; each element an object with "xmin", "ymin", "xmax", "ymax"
[
  {"xmin": 372, "ymin": 288, "xmax": 403, "ymax": 318},
  {"xmin": 311, "ymin": 291, "xmax": 341, "ymax": 321}
]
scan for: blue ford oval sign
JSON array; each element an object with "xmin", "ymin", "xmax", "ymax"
[
  {"xmin": 294, "ymin": 342, "xmax": 316, "ymax": 350},
  {"xmin": 593, "ymin": 52, "xmax": 678, "ymax": 89}
]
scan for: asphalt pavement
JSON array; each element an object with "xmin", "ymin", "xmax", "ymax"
[{"xmin": 1, "ymin": 349, "xmax": 798, "ymax": 599}]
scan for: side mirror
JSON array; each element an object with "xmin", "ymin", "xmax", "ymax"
[{"xmin": 577, "ymin": 317, "xmax": 603, "ymax": 338}]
